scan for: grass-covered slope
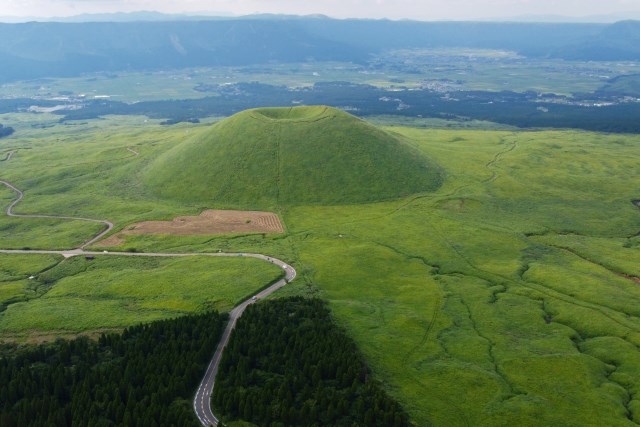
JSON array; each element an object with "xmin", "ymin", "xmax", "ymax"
[{"xmin": 144, "ymin": 106, "xmax": 442, "ymax": 208}]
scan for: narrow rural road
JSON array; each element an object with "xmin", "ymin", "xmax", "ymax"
[
  {"xmin": 0, "ymin": 179, "xmax": 114, "ymax": 248},
  {"xmin": 193, "ymin": 255, "xmax": 296, "ymax": 427},
  {"xmin": 0, "ymin": 172, "xmax": 297, "ymax": 427},
  {"xmin": 1, "ymin": 151, "xmax": 15, "ymax": 161},
  {"xmin": 0, "ymin": 248, "xmax": 296, "ymax": 426}
]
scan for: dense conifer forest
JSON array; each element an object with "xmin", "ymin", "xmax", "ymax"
[
  {"xmin": 0, "ymin": 311, "xmax": 225, "ymax": 427},
  {"xmin": 213, "ymin": 297, "xmax": 411, "ymax": 427}
]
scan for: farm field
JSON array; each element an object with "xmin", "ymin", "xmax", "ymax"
[
  {"xmin": 2, "ymin": 52, "xmax": 639, "ymax": 104},
  {"xmin": 1, "ymin": 111, "xmax": 640, "ymax": 425},
  {"xmin": 99, "ymin": 209, "xmax": 284, "ymax": 247}
]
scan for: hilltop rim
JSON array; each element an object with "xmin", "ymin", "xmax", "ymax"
[{"xmin": 248, "ymin": 106, "xmax": 333, "ymax": 122}]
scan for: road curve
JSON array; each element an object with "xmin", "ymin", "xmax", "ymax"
[
  {"xmin": 0, "ymin": 175, "xmax": 296, "ymax": 426},
  {"xmin": 0, "ymin": 248, "xmax": 296, "ymax": 426},
  {"xmin": 193, "ymin": 255, "xmax": 296, "ymax": 426},
  {"xmin": 0, "ymin": 179, "xmax": 113, "ymax": 249},
  {"xmin": 1, "ymin": 151, "xmax": 15, "ymax": 162}
]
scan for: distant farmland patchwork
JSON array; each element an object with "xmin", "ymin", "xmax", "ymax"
[{"xmin": 1, "ymin": 107, "xmax": 640, "ymax": 425}]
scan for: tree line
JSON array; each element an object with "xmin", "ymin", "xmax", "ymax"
[
  {"xmin": 36, "ymin": 82, "xmax": 640, "ymax": 134},
  {"xmin": 0, "ymin": 311, "xmax": 225, "ymax": 427},
  {"xmin": 0, "ymin": 123, "xmax": 14, "ymax": 139},
  {"xmin": 213, "ymin": 297, "xmax": 411, "ymax": 427}
]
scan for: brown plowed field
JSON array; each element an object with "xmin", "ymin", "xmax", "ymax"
[{"xmin": 99, "ymin": 210, "xmax": 284, "ymax": 247}]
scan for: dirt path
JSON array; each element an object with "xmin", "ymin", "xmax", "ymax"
[
  {"xmin": 1, "ymin": 151, "xmax": 15, "ymax": 162},
  {"xmin": 483, "ymin": 138, "xmax": 518, "ymax": 183}
]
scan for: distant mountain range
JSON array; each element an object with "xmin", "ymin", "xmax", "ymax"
[
  {"xmin": 0, "ymin": 12, "xmax": 334, "ymax": 24},
  {"xmin": 0, "ymin": 17, "xmax": 639, "ymax": 83},
  {"xmin": 490, "ymin": 12, "xmax": 640, "ymax": 23},
  {"xmin": 2, "ymin": 11, "xmax": 640, "ymax": 24}
]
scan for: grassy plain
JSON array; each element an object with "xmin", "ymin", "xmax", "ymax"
[
  {"xmin": 0, "ymin": 254, "xmax": 62, "ymax": 307},
  {"xmin": 2, "ymin": 112, "xmax": 640, "ymax": 425},
  {"xmin": 0, "ymin": 255, "xmax": 282, "ymax": 338}
]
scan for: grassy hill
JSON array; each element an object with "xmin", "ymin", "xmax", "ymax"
[
  {"xmin": 144, "ymin": 106, "xmax": 442, "ymax": 208},
  {"xmin": 3, "ymin": 113, "xmax": 640, "ymax": 426},
  {"xmin": 598, "ymin": 73, "xmax": 640, "ymax": 97}
]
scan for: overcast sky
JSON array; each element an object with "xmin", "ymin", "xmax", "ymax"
[{"xmin": 2, "ymin": 0, "xmax": 640, "ymax": 21}]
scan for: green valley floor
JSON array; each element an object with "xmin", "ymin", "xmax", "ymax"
[{"xmin": 1, "ymin": 114, "xmax": 640, "ymax": 426}]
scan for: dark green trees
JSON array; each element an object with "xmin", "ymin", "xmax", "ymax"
[
  {"xmin": 213, "ymin": 297, "xmax": 411, "ymax": 427},
  {"xmin": 0, "ymin": 311, "xmax": 225, "ymax": 426},
  {"xmin": 0, "ymin": 124, "xmax": 14, "ymax": 139}
]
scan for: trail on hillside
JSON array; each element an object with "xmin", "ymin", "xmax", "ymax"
[
  {"xmin": 1, "ymin": 151, "xmax": 15, "ymax": 162},
  {"xmin": 0, "ymin": 179, "xmax": 113, "ymax": 249},
  {"xmin": 0, "ymin": 250, "xmax": 295, "ymax": 427},
  {"xmin": 482, "ymin": 138, "xmax": 518, "ymax": 184},
  {"xmin": 0, "ymin": 144, "xmax": 296, "ymax": 427},
  {"xmin": 0, "ymin": 146, "xmax": 150, "ymax": 248}
]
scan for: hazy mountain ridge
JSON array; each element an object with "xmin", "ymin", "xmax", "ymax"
[
  {"xmin": 489, "ymin": 12, "xmax": 640, "ymax": 23},
  {"xmin": 0, "ymin": 18, "xmax": 638, "ymax": 83},
  {"xmin": 550, "ymin": 20, "xmax": 640, "ymax": 60},
  {"xmin": 2, "ymin": 11, "xmax": 637, "ymax": 24}
]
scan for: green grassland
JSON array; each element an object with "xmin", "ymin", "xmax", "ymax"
[
  {"xmin": 2, "ymin": 111, "xmax": 640, "ymax": 425},
  {"xmin": 0, "ymin": 254, "xmax": 62, "ymax": 306},
  {"xmin": 0, "ymin": 114, "xmax": 218, "ymax": 248},
  {"xmin": 0, "ymin": 255, "xmax": 282, "ymax": 339}
]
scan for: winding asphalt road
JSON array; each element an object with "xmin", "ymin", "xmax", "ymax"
[
  {"xmin": 0, "ymin": 159, "xmax": 296, "ymax": 426},
  {"xmin": 0, "ymin": 248, "xmax": 296, "ymax": 426},
  {"xmin": 0, "ymin": 179, "xmax": 114, "ymax": 248},
  {"xmin": 193, "ymin": 255, "xmax": 296, "ymax": 427}
]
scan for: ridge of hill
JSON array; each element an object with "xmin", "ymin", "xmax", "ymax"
[
  {"xmin": 144, "ymin": 106, "xmax": 442, "ymax": 208},
  {"xmin": 1, "ymin": 19, "xmax": 640, "ymax": 82},
  {"xmin": 551, "ymin": 20, "xmax": 640, "ymax": 60}
]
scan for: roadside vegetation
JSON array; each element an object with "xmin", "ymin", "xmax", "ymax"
[
  {"xmin": 0, "ymin": 254, "xmax": 62, "ymax": 313},
  {"xmin": 0, "ymin": 311, "xmax": 224, "ymax": 426},
  {"xmin": 0, "ymin": 255, "xmax": 282, "ymax": 340},
  {"xmin": 1, "ymin": 111, "xmax": 640, "ymax": 425},
  {"xmin": 213, "ymin": 297, "xmax": 410, "ymax": 427}
]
